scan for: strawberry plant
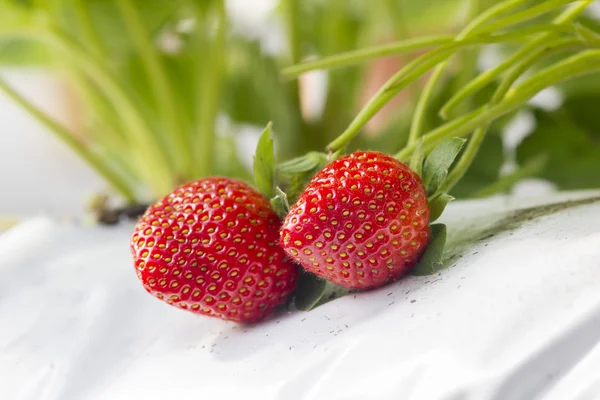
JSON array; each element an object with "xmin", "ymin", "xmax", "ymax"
[{"xmin": 3, "ymin": 0, "xmax": 600, "ymax": 319}]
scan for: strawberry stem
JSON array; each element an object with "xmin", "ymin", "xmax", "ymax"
[
  {"xmin": 437, "ymin": 0, "xmax": 594, "ymax": 195},
  {"xmin": 325, "ymin": 24, "xmax": 574, "ymax": 154},
  {"xmin": 395, "ymin": 49, "xmax": 600, "ymax": 162}
]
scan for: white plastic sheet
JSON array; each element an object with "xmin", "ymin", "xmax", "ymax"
[{"xmin": 1, "ymin": 191, "xmax": 600, "ymax": 400}]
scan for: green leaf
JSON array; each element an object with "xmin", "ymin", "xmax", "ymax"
[
  {"xmin": 423, "ymin": 137, "xmax": 466, "ymax": 196},
  {"xmin": 253, "ymin": 122, "xmax": 275, "ymax": 199},
  {"xmin": 428, "ymin": 193, "xmax": 454, "ymax": 222},
  {"xmin": 409, "ymin": 138, "xmax": 425, "ymax": 177},
  {"xmin": 292, "ymin": 271, "xmax": 350, "ymax": 311},
  {"xmin": 270, "ymin": 186, "xmax": 290, "ymax": 219},
  {"xmin": 412, "ymin": 223, "xmax": 447, "ymax": 276}
]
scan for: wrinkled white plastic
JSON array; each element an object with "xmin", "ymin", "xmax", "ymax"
[{"xmin": 1, "ymin": 191, "xmax": 600, "ymax": 400}]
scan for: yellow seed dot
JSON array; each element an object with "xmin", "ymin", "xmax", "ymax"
[
  {"xmin": 324, "ymin": 232, "xmax": 332, "ymax": 238},
  {"xmin": 355, "ymin": 233, "xmax": 363, "ymax": 239},
  {"xmin": 171, "ymin": 282, "xmax": 179, "ymax": 288},
  {"xmin": 316, "ymin": 242, "xmax": 324, "ymax": 248},
  {"xmin": 357, "ymin": 251, "xmax": 365, "ymax": 256},
  {"xmin": 294, "ymin": 240, "xmax": 302, "ymax": 246},
  {"xmin": 320, "ymin": 215, "xmax": 327, "ymax": 221},
  {"xmin": 342, "ymin": 210, "xmax": 350, "ymax": 216},
  {"xmin": 338, "ymin": 233, "xmax": 345, "ymax": 240},
  {"xmin": 304, "ymin": 249, "xmax": 312, "ymax": 255},
  {"xmin": 331, "ymin": 220, "xmax": 338, "ymax": 226},
  {"xmin": 353, "ymin": 200, "xmax": 360, "ymax": 205},
  {"xmin": 366, "ymin": 243, "xmax": 373, "ymax": 248},
  {"xmin": 342, "ymin": 196, "xmax": 348, "ymax": 202},
  {"xmin": 310, "ymin": 207, "xmax": 317, "ymax": 213},
  {"xmin": 358, "ymin": 213, "xmax": 366, "ymax": 219},
  {"xmin": 331, "ymin": 244, "xmax": 339, "ymax": 250},
  {"xmin": 306, "ymin": 234, "xmax": 313, "ymax": 240},
  {"xmin": 325, "ymin": 257, "xmax": 334, "ymax": 263},
  {"xmin": 364, "ymin": 225, "xmax": 371, "ymax": 230}
]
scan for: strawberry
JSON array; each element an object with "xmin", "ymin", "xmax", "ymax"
[
  {"xmin": 280, "ymin": 151, "xmax": 430, "ymax": 290},
  {"xmin": 131, "ymin": 177, "xmax": 298, "ymax": 323}
]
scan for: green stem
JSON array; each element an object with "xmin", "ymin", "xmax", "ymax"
[
  {"xmin": 283, "ymin": 16, "xmax": 568, "ymax": 78},
  {"xmin": 441, "ymin": 36, "xmax": 582, "ymax": 117},
  {"xmin": 48, "ymin": 31, "xmax": 175, "ymax": 195},
  {"xmin": 282, "ymin": 35, "xmax": 453, "ymax": 77},
  {"xmin": 442, "ymin": 1, "xmax": 593, "ymax": 117},
  {"xmin": 115, "ymin": 0, "xmax": 192, "ymax": 178},
  {"xmin": 407, "ymin": 0, "xmax": 482, "ymax": 146},
  {"xmin": 73, "ymin": 0, "xmax": 107, "ymax": 57},
  {"xmin": 193, "ymin": 0, "xmax": 225, "ymax": 178},
  {"xmin": 0, "ymin": 77, "xmax": 136, "ymax": 202},
  {"xmin": 438, "ymin": 0, "xmax": 594, "ymax": 194},
  {"xmin": 475, "ymin": 0, "xmax": 579, "ymax": 35},
  {"xmin": 282, "ymin": 0, "xmax": 302, "ymax": 65},
  {"xmin": 394, "ymin": 49, "xmax": 600, "ymax": 161},
  {"xmin": 325, "ymin": 23, "xmax": 572, "ymax": 153}
]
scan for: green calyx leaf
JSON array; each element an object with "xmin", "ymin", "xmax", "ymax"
[
  {"xmin": 278, "ymin": 151, "xmax": 328, "ymax": 174},
  {"xmin": 292, "ymin": 271, "xmax": 351, "ymax": 311},
  {"xmin": 423, "ymin": 137, "xmax": 466, "ymax": 196},
  {"xmin": 270, "ymin": 186, "xmax": 290, "ymax": 219},
  {"xmin": 409, "ymin": 138, "xmax": 425, "ymax": 177},
  {"xmin": 253, "ymin": 122, "xmax": 275, "ymax": 199},
  {"xmin": 428, "ymin": 193, "xmax": 454, "ymax": 222},
  {"xmin": 412, "ymin": 223, "xmax": 447, "ymax": 276}
]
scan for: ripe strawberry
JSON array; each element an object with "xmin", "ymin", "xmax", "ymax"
[
  {"xmin": 281, "ymin": 151, "xmax": 430, "ymax": 290},
  {"xmin": 131, "ymin": 178, "xmax": 298, "ymax": 323}
]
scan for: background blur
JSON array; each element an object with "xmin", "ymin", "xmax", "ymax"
[{"xmin": 1, "ymin": 0, "xmax": 600, "ymax": 222}]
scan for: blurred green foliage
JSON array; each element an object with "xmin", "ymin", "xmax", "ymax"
[{"xmin": 1, "ymin": 0, "xmax": 599, "ymax": 204}]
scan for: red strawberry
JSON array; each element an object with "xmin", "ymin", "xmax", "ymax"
[
  {"xmin": 280, "ymin": 151, "xmax": 430, "ymax": 290},
  {"xmin": 131, "ymin": 177, "xmax": 298, "ymax": 323}
]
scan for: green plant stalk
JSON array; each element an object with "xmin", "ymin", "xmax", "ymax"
[
  {"xmin": 194, "ymin": 0, "xmax": 225, "ymax": 178},
  {"xmin": 325, "ymin": 23, "xmax": 574, "ymax": 153},
  {"xmin": 282, "ymin": 0, "xmax": 302, "ymax": 65},
  {"xmin": 283, "ymin": 18, "xmax": 570, "ymax": 78},
  {"xmin": 575, "ymin": 23, "xmax": 600, "ymax": 46},
  {"xmin": 441, "ymin": 35, "xmax": 582, "ymax": 117},
  {"xmin": 49, "ymin": 31, "xmax": 175, "ymax": 195},
  {"xmin": 407, "ymin": 0, "xmax": 485, "ymax": 146},
  {"xmin": 438, "ymin": 0, "xmax": 593, "ymax": 193},
  {"xmin": 4, "ymin": 27, "xmax": 174, "ymax": 194},
  {"xmin": 394, "ymin": 49, "xmax": 600, "ymax": 161},
  {"xmin": 73, "ymin": 0, "xmax": 107, "ymax": 58},
  {"xmin": 0, "ymin": 77, "xmax": 136, "ymax": 202},
  {"xmin": 442, "ymin": 1, "xmax": 594, "ymax": 117},
  {"xmin": 115, "ymin": 0, "xmax": 192, "ymax": 178},
  {"xmin": 282, "ymin": 35, "xmax": 453, "ymax": 77},
  {"xmin": 476, "ymin": 0, "xmax": 579, "ymax": 35}
]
